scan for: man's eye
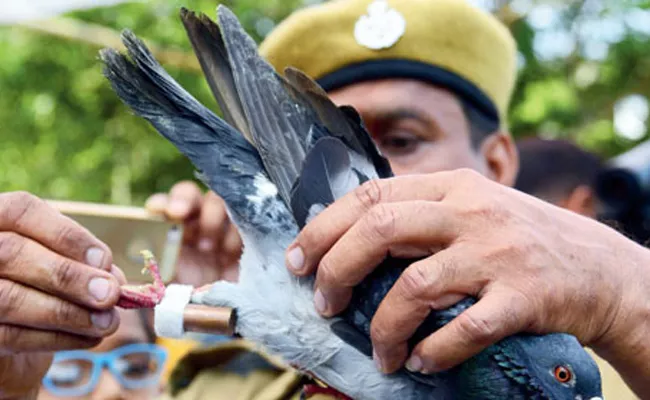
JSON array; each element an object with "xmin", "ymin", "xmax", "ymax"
[{"xmin": 377, "ymin": 133, "xmax": 422, "ymax": 157}]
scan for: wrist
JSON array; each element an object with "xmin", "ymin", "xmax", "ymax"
[{"xmin": 591, "ymin": 239, "xmax": 650, "ymax": 392}]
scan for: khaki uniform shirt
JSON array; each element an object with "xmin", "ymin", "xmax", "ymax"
[{"xmin": 160, "ymin": 339, "xmax": 339, "ymax": 400}]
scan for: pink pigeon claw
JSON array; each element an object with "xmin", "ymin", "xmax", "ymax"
[
  {"xmin": 117, "ymin": 250, "xmax": 166, "ymax": 309},
  {"xmin": 302, "ymin": 384, "xmax": 353, "ymax": 400}
]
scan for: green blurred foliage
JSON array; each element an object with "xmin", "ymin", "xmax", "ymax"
[
  {"xmin": 0, "ymin": 0, "xmax": 304, "ymax": 204},
  {"xmin": 0, "ymin": 0, "xmax": 649, "ymax": 204},
  {"xmin": 507, "ymin": 1, "xmax": 650, "ymax": 156}
]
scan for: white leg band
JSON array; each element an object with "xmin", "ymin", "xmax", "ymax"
[{"xmin": 154, "ymin": 284, "xmax": 194, "ymax": 338}]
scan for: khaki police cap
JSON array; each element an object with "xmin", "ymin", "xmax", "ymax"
[{"xmin": 259, "ymin": 0, "xmax": 518, "ymax": 128}]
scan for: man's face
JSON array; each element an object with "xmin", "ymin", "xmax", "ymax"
[{"xmin": 328, "ymin": 78, "xmax": 490, "ymax": 176}]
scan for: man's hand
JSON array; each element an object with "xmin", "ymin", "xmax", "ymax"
[
  {"xmin": 145, "ymin": 181, "xmax": 242, "ymax": 286},
  {"xmin": 285, "ymin": 170, "xmax": 650, "ymax": 393},
  {"xmin": 0, "ymin": 191, "xmax": 125, "ymax": 398}
]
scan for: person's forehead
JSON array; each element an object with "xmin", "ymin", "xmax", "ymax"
[{"xmin": 327, "ymin": 78, "xmax": 464, "ymax": 119}]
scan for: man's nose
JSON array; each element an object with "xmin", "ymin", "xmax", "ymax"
[{"xmin": 90, "ymin": 370, "xmax": 124, "ymax": 400}]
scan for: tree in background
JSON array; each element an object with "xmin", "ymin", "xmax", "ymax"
[{"xmin": 0, "ymin": 0, "xmax": 648, "ymax": 205}]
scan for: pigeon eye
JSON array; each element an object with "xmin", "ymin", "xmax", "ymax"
[{"xmin": 554, "ymin": 365, "xmax": 572, "ymax": 383}]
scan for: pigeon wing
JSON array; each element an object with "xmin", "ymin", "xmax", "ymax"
[
  {"xmin": 100, "ymin": 32, "xmax": 290, "ymax": 234},
  {"xmin": 179, "ymin": 8, "xmax": 252, "ymax": 142}
]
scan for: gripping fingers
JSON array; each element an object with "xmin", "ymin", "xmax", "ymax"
[
  {"xmin": 0, "ymin": 233, "xmax": 121, "ymax": 310},
  {"xmin": 0, "ymin": 191, "xmax": 113, "ymax": 271},
  {"xmin": 197, "ymin": 191, "xmax": 230, "ymax": 253},
  {"xmin": 370, "ymin": 251, "xmax": 478, "ymax": 373},
  {"xmin": 166, "ymin": 181, "xmax": 204, "ymax": 221},
  {"xmin": 146, "ymin": 182, "xmax": 205, "ymax": 244},
  {"xmin": 0, "ymin": 325, "xmax": 102, "ymax": 355},
  {"xmin": 144, "ymin": 193, "xmax": 169, "ymax": 215},
  {"xmin": 145, "ymin": 183, "xmax": 203, "ymax": 221},
  {"xmin": 0, "ymin": 279, "xmax": 119, "ymax": 338},
  {"xmin": 287, "ymin": 174, "xmax": 457, "ymax": 277},
  {"xmin": 314, "ymin": 201, "xmax": 459, "ymax": 316},
  {"xmin": 409, "ymin": 292, "xmax": 530, "ymax": 373}
]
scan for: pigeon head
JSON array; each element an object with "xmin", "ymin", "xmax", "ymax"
[
  {"xmin": 445, "ymin": 332, "xmax": 603, "ymax": 399},
  {"xmin": 503, "ymin": 333, "xmax": 602, "ymax": 400}
]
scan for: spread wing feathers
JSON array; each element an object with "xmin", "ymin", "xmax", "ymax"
[
  {"xmin": 99, "ymin": 32, "xmax": 289, "ymax": 234},
  {"xmin": 215, "ymin": 6, "xmax": 317, "ymax": 207},
  {"xmin": 283, "ymin": 68, "xmax": 363, "ymax": 149},
  {"xmin": 179, "ymin": 8, "xmax": 252, "ymax": 142},
  {"xmin": 338, "ymin": 105, "xmax": 394, "ymax": 179},
  {"xmin": 283, "ymin": 67, "xmax": 394, "ymax": 179},
  {"xmin": 213, "ymin": 5, "xmax": 392, "ymax": 210}
]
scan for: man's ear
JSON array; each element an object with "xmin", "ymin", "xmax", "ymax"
[
  {"xmin": 559, "ymin": 185, "xmax": 597, "ymax": 218},
  {"xmin": 479, "ymin": 132, "xmax": 519, "ymax": 187}
]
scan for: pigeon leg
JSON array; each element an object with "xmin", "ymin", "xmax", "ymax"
[{"xmin": 117, "ymin": 250, "xmax": 166, "ymax": 309}]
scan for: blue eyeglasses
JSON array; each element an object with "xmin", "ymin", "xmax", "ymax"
[{"xmin": 42, "ymin": 343, "xmax": 168, "ymax": 398}]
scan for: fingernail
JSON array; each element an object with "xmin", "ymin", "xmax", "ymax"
[
  {"xmin": 314, "ymin": 289, "xmax": 328, "ymax": 314},
  {"xmin": 110, "ymin": 265, "xmax": 127, "ymax": 285},
  {"xmin": 88, "ymin": 278, "xmax": 111, "ymax": 301},
  {"xmin": 85, "ymin": 247, "xmax": 105, "ymax": 269},
  {"xmin": 198, "ymin": 238, "xmax": 214, "ymax": 253},
  {"xmin": 91, "ymin": 311, "xmax": 113, "ymax": 330},
  {"xmin": 373, "ymin": 350, "xmax": 385, "ymax": 373},
  {"xmin": 286, "ymin": 246, "xmax": 305, "ymax": 271},
  {"xmin": 405, "ymin": 355, "xmax": 423, "ymax": 373},
  {"xmin": 168, "ymin": 200, "xmax": 188, "ymax": 217}
]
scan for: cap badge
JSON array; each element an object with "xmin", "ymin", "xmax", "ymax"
[{"xmin": 354, "ymin": 0, "xmax": 406, "ymax": 50}]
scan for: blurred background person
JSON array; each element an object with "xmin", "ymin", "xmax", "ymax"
[
  {"xmin": 39, "ymin": 309, "xmax": 167, "ymax": 400},
  {"xmin": 514, "ymin": 137, "xmax": 604, "ymax": 218}
]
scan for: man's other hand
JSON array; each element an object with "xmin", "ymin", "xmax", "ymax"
[
  {"xmin": 285, "ymin": 169, "xmax": 650, "ymax": 393},
  {"xmin": 0, "ymin": 191, "xmax": 125, "ymax": 398},
  {"xmin": 145, "ymin": 181, "xmax": 242, "ymax": 286}
]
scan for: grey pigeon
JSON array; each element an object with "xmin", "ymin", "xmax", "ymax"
[{"xmin": 100, "ymin": 6, "xmax": 604, "ymax": 400}]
